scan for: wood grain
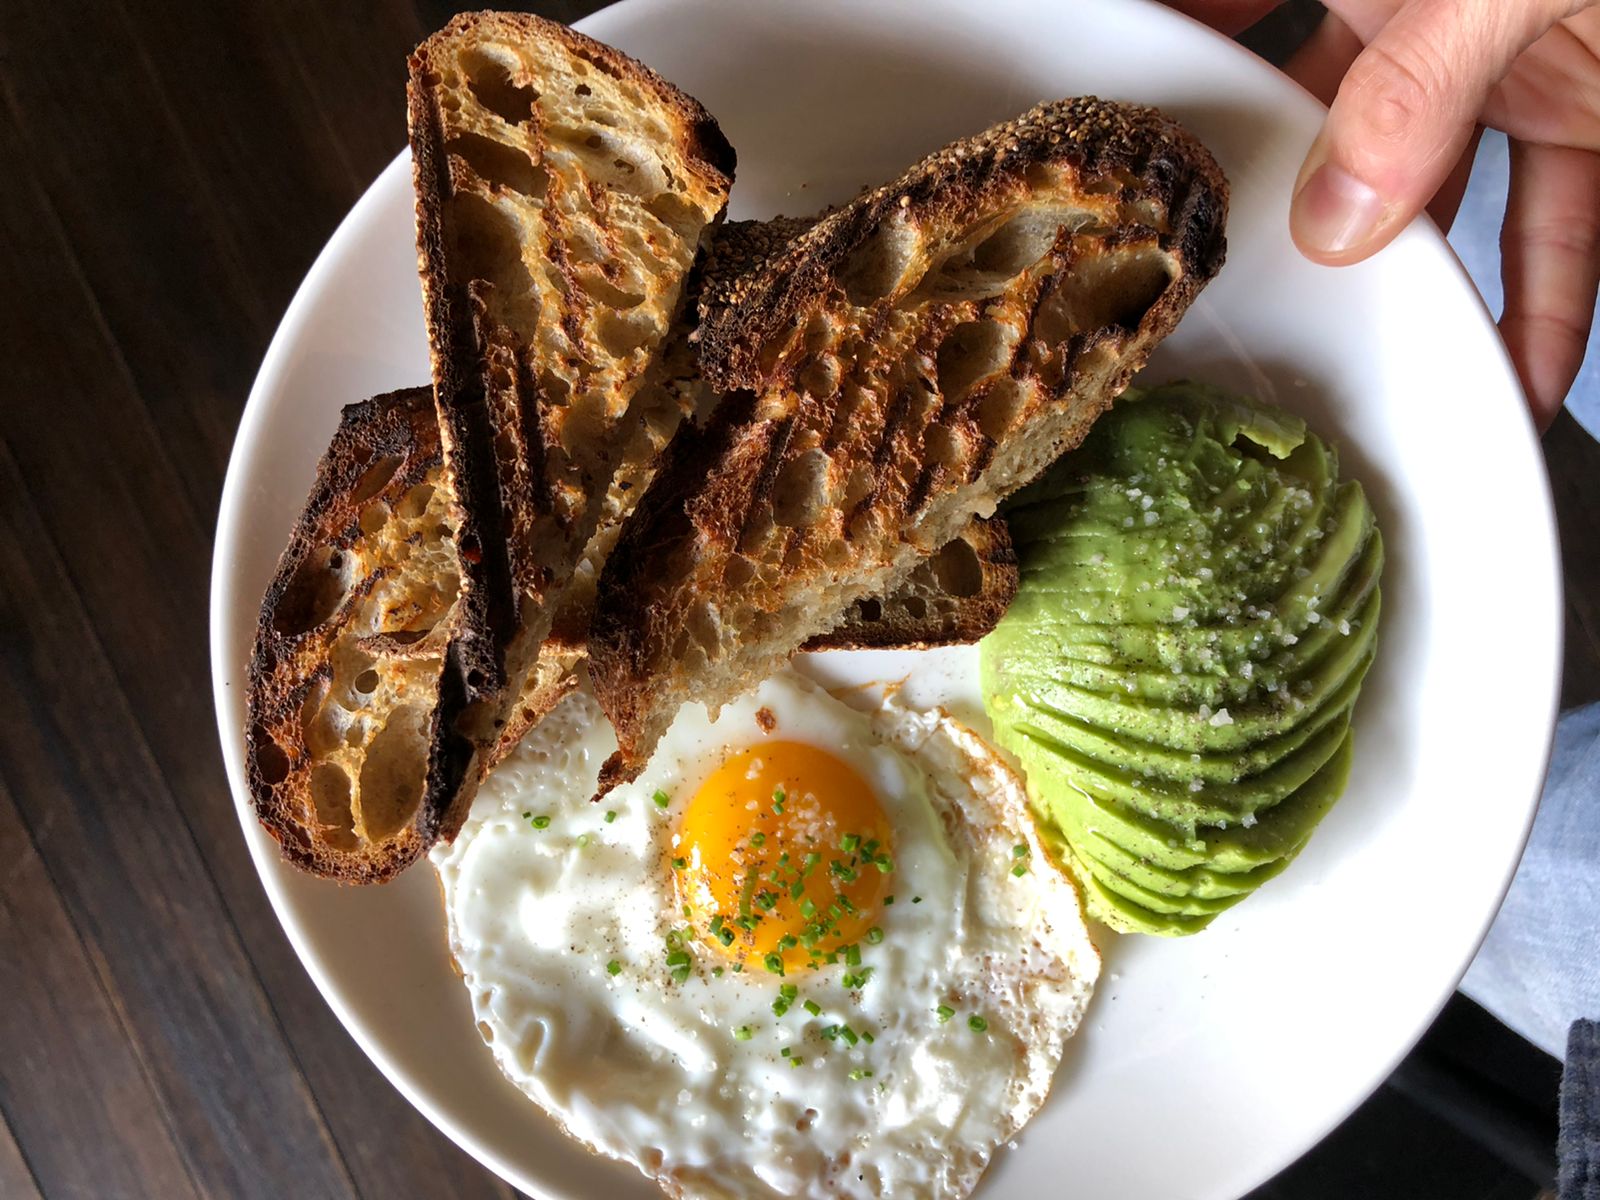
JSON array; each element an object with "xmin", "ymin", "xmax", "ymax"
[{"xmin": 0, "ymin": 1, "xmax": 1589, "ymax": 1199}]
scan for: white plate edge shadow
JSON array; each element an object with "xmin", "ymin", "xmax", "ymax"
[{"xmin": 208, "ymin": 0, "xmax": 1564, "ymax": 1196}]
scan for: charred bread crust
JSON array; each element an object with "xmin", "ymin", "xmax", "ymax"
[
  {"xmin": 804, "ymin": 515, "xmax": 1019, "ymax": 651},
  {"xmin": 247, "ymin": 388, "xmax": 462, "ymax": 882},
  {"xmin": 407, "ymin": 10, "xmax": 736, "ymax": 831},
  {"xmin": 699, "ymin": 97, "xmax": 1226, "ymax": 391},
  {"xmin": 590, "ymin": 97, "xmax": 1228, "ymax": 788}
]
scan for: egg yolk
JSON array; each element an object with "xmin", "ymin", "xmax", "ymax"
[{"xmin": 675, "ymin": 741, "xmax": 894, "ymax": 972}]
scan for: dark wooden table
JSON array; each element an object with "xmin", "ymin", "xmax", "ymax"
[{"xmin": 1, "ymin": 2, "xmax": 1594, "ymax": 1197}]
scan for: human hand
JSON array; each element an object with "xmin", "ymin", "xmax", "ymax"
[{"xmin": 1166, "ymin": 0, "xmax": 1600, "ymax": 430}]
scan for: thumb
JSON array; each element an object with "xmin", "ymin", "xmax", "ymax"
[{"xmin": 1290, "ymin": 0, "xmax": 1581, "ymax": 264}]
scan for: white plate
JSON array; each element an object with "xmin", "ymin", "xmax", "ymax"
[{"xmin": 209, "ymin": 1, "xmax": 1563, "ymax": 1196}]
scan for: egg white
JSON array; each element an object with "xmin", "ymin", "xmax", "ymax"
[{"xmin": 431, "ymin": 671, "xmax": 1099, "ymax": 1199}]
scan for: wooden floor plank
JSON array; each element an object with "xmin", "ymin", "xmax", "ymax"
[
  {"xmin": 0, "ymin": 1095, "xmax": 45, "ymax": 1200},
  {"xmin": 0, "ymin": 42, "xmax": 513, "ymax": 1200},
  {"xmin": 0, "ymin": 442, "xmax": 359, "ymax": 1200},
  {"xmin": 0, "ymin": 777, "xmax": 201, "ymax": 1200}
]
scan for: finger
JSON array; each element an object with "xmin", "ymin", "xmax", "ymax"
[
  {"xmin": 1282, "ymin": 10, "xmax": 1366, "ymax": 107},
  {"xmin": 1499, "ymin": 140, "xmax": 1600, "ymax": 430},
  {"xmin": 1424, "ymin": 126, "xmax": 1484, "ymax": 234},
  {"xmin": 1290, "ymin": 0, "xmax": 1583, "ymax": 265},
  {"xmin": 1161, "ymin": 0, "xmax": 1285, "ymax": 37}
]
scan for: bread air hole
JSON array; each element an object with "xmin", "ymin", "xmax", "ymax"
[
  {"xmin": 351, "ymin": 455, "xmax": 402, "ymax": 502},
  {"xmin": 918, "ymin": 206, "xmax": 1095, "ymax": 301},
  {"xmin": 935, "ymin": 319, "xmax": 1016, "ymax": 403},
  {"xmin": 644, "ymin": 191, "xmax": 705, "ymax": 241},
  {"xmin": 309, "ymin": 764, "xmax": 358, "ymax": 850},
  {"xmin": 396, "ymin": 483, "xmax": 435, "ymax": 519},
  {"xmin": 356, "ymin": 705, "xmax": 428, "ymax": 841},
  {"xmin": 459, "ymin": 46, "xmax": 540, "ymax": 126},
  {"xmin": 977, "ymin": 377, "xmax": 1026, "ymax": 440},
  {"xmin": 450, "ymin": 193, "xmax": 537, "ymax": 319},
  {"xmin": 840, "ymin": 213, "xmax": 918, "ymax": 305},
  {"xmin": 253, "ymin": 727, "xmax": 292, "ymax": 785},
  {"xmin": 931, "ymin": 536, "xmax": 984, "ymax": 597},
  {"xmin": 1034, "ymin": 243, "xmax": 1173, "ymax": 346},
  {"xmin": 447, "ymin": 131, "xmax": 549, "ymax": 200},
  {"xmin": 274, "ymin": 546, "xmax": 352, "ymax": 635},
  {"xmin": 358, "ymin": 500, "xmax": 390, "ymax": 536},
  {"xmin": 579, "ymin": 273, "xmax": 645, "ymax": 310},
  {"xmin": 771, "ymin": 448, "xmax": 832, "ymax": 528},
  {"xmin": 596, "ymin": 310, "xmax": 656, "ymax": 357}
]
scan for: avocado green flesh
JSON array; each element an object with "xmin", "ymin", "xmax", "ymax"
[{"xmin": 981, "ymin": 382, "xmax": 1381, "ymax": 935}]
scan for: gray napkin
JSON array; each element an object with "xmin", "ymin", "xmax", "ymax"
[{"xmin": 1461, "ymin": 702, "xmax": 1600, "ymax": 1058}]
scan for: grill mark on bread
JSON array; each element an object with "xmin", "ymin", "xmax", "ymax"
[{"xmin": 590, "ymin": 97, "xmax": 1228, "ymax": 785}]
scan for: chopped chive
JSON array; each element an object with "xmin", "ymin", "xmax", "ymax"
[
  {"xmin": 789, "ymin": 879, "xmax": 805, "ymax": 900},
  {"xmin": 1011, "ymin": 863, "xmax": 1028, "ymax": 877},
  {"xmin": 653, "ymin": 789, "xmax": 671, "ymax": 809},
  {"xmin": 780, "ymin": 983, "xmax": 798, "ymax": 1000},
  {"xmin": 912, "ymin": 896, "xmax": 923, "ymax": 904},
  {"xmin": 936, "ymin": 1005, "xmax": 955, "ymax": 1023},
  {"xmin": 848, "ymin": 1068, "xmax": 873, "ymax": 1081},
  {"xmin": 751, "ymin": 832, "xmax": 767, "ymax": 847},
  {"xmin": 733, "ymin": 963, "xmax": 743, "ymax": 973},
  {"xmin": 734, "ymin": 1025, "xmax": 753, "ymax": 1041},
  {"xmin": 861, "ymin": 1030, "xmax": 875, "ymax": 1045},
  {"xmin": 865, "ymin": 926, "xmax": 883, "ymax": 945},
  {"xmin": 821, "ymin": 1025, "xmax": 840, "ymax": 1041},
  {"xmin": 682, "ymin": 904, "xmax": 693, "ymax": 919},
  {"xmin": 712, "ymin": 967, "xmax": 724, "ymax": 977},
  {"xmin": 803, "ymin": 999, "xmax": 822, "ymax": 1016},
  {"xmin": 836, "ymin": 894, "xmax": 856, "ymax": 914},
  {"xmin": 799, "ymin": 898, "xmax": 817, "ymax": 919},
  {"xmin": 802, "ymin": 852, "xmax": 821, "ymax": 875},
  {"xmin": 719, "ymin": 926, "xmax": 735, "ymax": 946},
  {"xmin": 665, "ymin": 929, "xmax": 683, "ymax": 950},
  {"xmin": 604, "ymin": 810, "xmax": 617, "ymax": 823},
  {"xmin": 606, "ymin": 959, "xmax": 621, "ymax": 976},
  {"xmin": 968, "ymin": 1015, "xmax": 988, "ymax": 1033},
  {"xmin": 874, "ymin": 855, "xmax": 894, "ymax": 873},
  {"xmin": 789, "ymin": 1057, "xmax": 803, "ymax": 1069},
  {"xmin": 529, "ymin": 814, "xmax": 551, "ymax": 829},
  {"xmin": 839, "ymin": 834, "xmax": 860, "ymax": 853},
  {"xmin": 764, "ymin": 953, "xmax": 785, "ymax": 976},
  {"xmin": 576, "ymin": 833, "xmax": 590, "ymax": 848},
  {"xmin": 672, "ymin": 856, "xmax": 687, "ymax": 871},
  {"xmin": 839, "ymin": 1025, "xmax": 859, "ymax": 1047},
  {"xmin": 772, "ymin": 996, "xmax": 792, "ymax": 1017},
  {"xmin": 884, "ymin": 895, "xmax": 895, "ymax": 906},
  {"xmin": 844, "ymin": 943, "xmax": 861, "ymax": 967},
  {"xmin": 780, "ymin": 1046, "xmax": 792, "ymax": 1057},
  {"xmin": 863, "ymin": 839, "xmax": 880, "ymax": 857},
  {"xmin": 778, "ymin": 934, "xmax": 798, "ymax": 951},
  {"xmin": 1012, "ymin": 843, "xmax": 1030, "ymax": 859}
]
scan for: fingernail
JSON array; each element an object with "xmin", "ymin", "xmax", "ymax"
[{"xmin": 1292, "ymin": 161, "xmax": 1385, "ymax": 256}]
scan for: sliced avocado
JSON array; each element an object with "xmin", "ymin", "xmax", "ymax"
[
  {"xmin": 999, "ymin": 647, "xmax": 1370, "ymax": 786},
  {"xmin": 1017, "ymin": 731, "xmax": 1355, "ymax": 874},
  {"xmin": 1010, "ymin": 705, "xmax": 1353, "ymax": 832}
]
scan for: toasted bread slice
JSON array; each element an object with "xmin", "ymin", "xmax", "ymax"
[
  {"xmin": 803, "ymin": 514, "xmax": 1017, "ymax": 651},
  {"xmin": 246, "ymin": 389, "xmax": 461, "ymax": 882},
  {"xmin": 248, "ymin": 385, "xmax": 1015, "ymax": 877},
  {"xmin": 407, "ymin": 13, "xmax": 736, "ymax": 840},
  {"xmin": 589, "ymin": 97, "xmax": 1228, "ymax": 788}
]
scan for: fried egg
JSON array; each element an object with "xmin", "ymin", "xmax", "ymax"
[{"xmin": 432, "ymin": 670, "xmax": 1098, "ymax": 1199}]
